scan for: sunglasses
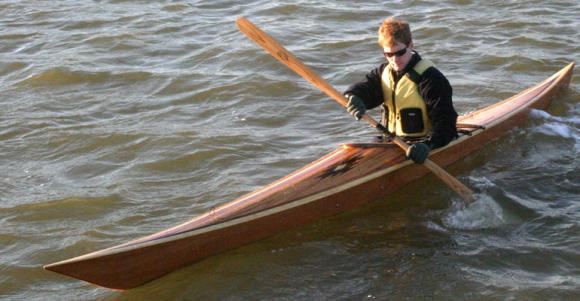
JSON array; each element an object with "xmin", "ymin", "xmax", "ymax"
[{"xmin": 383, "ymin": 47, "xmax": 407, "ymax": 58}]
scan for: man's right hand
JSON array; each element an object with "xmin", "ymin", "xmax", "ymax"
[{"xmin": 346, "ymin": 95, "xmax": 366, "ymax": 120}]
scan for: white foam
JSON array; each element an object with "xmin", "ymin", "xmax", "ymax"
[
  {"xmin": 443, "ymin": 194, "xmax": 507, "ymax": 230},
  {"xmin": 529, "ymin": 109, "xmax": 552, "ymax": 119},
  {"xmin": 536, "ymin": 122, "xmax": 575, "ymax": 138},
  {"xmin": 529, "ymin": 108, "xmax": 580, "ymax": 148},
  {"xmin": 530, "ymin": 108, "xmax": 580, "ymax": 125},
  {"xmin": 470, "ymin": 176, "xmax": 496, "ymax": 190}
]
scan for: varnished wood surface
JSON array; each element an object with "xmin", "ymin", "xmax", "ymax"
[{"xmin": 44, "ymin": 62, "xmax": 574, "ymax": 290}]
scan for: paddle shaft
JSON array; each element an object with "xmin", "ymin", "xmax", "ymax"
[{"xmin": 236, "ymin": 17, "xmax": 474, "ymax": 204}]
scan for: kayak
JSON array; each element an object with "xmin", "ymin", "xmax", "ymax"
[{"xmin": 44, "ymin": 62, "xmax": 574, "ymax": 290}]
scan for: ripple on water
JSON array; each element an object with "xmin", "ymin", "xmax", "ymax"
[
  {"xmin": 0, "ymin": 62, "xmax": 29, "ymax": 77},
  {"xmin": 0, "ymin": 0, "xmax": 579, "ymax": 299},
  {"xmin": 5, "ymin": 196, "xmax": 120, "ymax": 222},
  {"xmin": 18, "ymin": 67, "xmax": 154, "ymax": 87}
]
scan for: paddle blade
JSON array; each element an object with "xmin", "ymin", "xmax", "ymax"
[{"xmin": 236, "ymin": 17, "xmax": 348, "ymax": 107}]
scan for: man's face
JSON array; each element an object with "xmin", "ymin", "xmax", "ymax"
[{"xmin": 383, "ymin": 41, "xmax": 413, "ymax": 71}]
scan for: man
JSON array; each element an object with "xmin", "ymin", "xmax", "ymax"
[{"xmin": 344, "ymin": 17, "xmax": 458, "ymax": 164}]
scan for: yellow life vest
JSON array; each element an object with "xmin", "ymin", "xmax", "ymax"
[{"xmin": 381, "ymin": 59, "xmax": 434, "ymax": 137}]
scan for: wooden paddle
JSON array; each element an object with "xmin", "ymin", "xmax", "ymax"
[{"xmin": 236, "ymin": 17, "xmax": 475, "ymax": 204}]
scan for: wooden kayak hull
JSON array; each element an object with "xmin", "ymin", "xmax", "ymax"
[{"xmin": 44, "ymin": 62, "xmax": 575, "ymax": 290}]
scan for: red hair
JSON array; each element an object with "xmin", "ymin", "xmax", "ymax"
[{"xmin": 378, "ymin": 17, "xmax": 412, "ymax": 47}]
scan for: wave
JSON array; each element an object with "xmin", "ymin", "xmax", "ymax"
[
  {"xmin": 443, "ymin": 191, "xmax": 509, "ymax": 231},
  {"xmin": 18, "ymin": 67, "xmax": 153, "ymax": 87},
  {"xmin": 1, "ymin": 195, "xmax": 123, "ymax": 222},
  {"xmin": 529, "ymin": 107, "xmax": 580, "ymax": 150}
]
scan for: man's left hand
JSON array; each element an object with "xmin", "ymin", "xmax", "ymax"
[{"xmin": 406, "ymin": 142, "xmax": 431, "ymax": 164}]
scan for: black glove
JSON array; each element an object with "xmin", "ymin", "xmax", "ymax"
[
  {"xmin": 346, "ymin": 94, "xmax": 366, "ymax": 120},
  {"xmin": 406, "ymin": 142, "xmax": 431, "ymax": 164}
]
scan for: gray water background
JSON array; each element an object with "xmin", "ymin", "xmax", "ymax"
[{"xmin": 0, "ymin": 1, "xmax": 579, "ymax": 300}]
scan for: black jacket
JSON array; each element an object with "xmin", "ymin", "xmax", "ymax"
[{"xmin": 344, "ymin": 52, "xmax": 458, "ymax": 148}]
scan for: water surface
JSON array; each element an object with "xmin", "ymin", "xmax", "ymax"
[{"xmin": 0, "ymin": 1, "xmax": 578, "ymax": 300}]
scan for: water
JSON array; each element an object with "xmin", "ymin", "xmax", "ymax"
[{"xmin": 0, "ymin": 0, "xmax": 578, "ymax": 300}]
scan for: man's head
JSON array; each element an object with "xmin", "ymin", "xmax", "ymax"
[{"xmin": 378, "ymin": 17, "xmax": 414, "ymax": 71}]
